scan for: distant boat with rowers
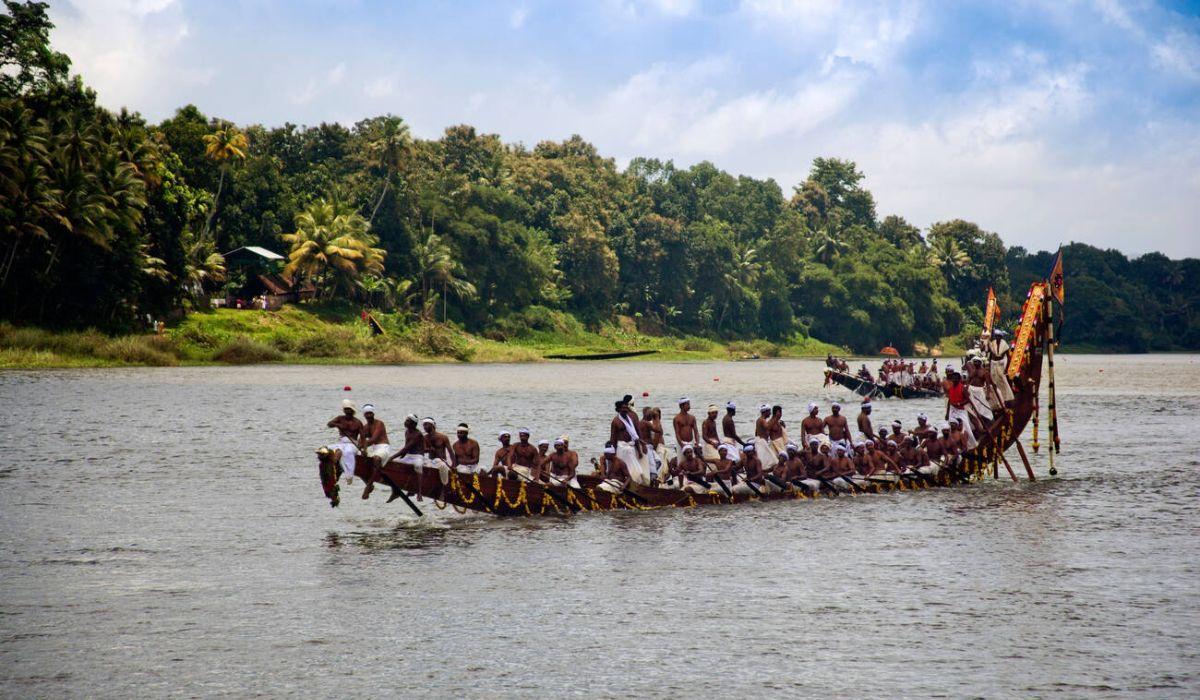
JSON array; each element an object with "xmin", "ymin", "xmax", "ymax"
[{"xmin": 315, "ymin": 262, "xmax": 1066, "ymax": 518}]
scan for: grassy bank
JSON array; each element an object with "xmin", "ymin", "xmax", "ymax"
[{"xmin": 0, "ymin": 304, "xmax": 845, "ymax": 369}]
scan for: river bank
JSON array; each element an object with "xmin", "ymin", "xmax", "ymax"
[{"xmin": 0, "ymin": 305, "xmax": 846, "ymax": 369}]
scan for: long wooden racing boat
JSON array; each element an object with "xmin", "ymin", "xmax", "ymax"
[
  {"xmin": 825, "ymin": 369, "xmax": 942, "ymax": 399},
  {"xmin": 317, "ymin": 276, "xmax": 1062, "ymax": 518}
]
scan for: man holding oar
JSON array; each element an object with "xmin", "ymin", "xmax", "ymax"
[
  {"xmin": 452, "ymin": 424, "xmax": 480, "ymax": 473},
  {"xmin": 326, "ymin": 399, "xmax": 363, "ymax": 485}
]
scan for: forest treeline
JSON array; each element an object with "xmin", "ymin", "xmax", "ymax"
[{"xmin": 2, "ymin": 1, "xmax": 1197, "ymax": 353}]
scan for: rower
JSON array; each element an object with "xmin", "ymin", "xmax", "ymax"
[
  {"xmin": 853, "ymin": 441, "xmax": 875, "ymax": 476},
  {"xmin": 890, "ymin": 420, "xmax": 903, "ymax": 444},
  {"xmin": 986, "ymin": 330, "xmax": 1015, "ymax": 407},
  {"xmin": 452, "ymin": 424, "xmax": 481, "ymax": 473},
  {"xmin": 610, "ymin": 395, "xmax": 652, "ymax": 485},
  {"xmin": 598, "ymin": 443, "xmax": 631, "ymax": 494},
  {"xmin": 489, "ymin": 430, "xmax": 513, "ymax": 477},
  {"xmin": 676, "ymin": 445, "xmax": 710, "ymax": 493},
  {"xmin": 768, "ymin": 405, "xmax": 788, "ymax": 455},
  {"xmin": 828, "ymin": 445, "xmax": 856, "ymax": 482},
  {"xmin": 506, "ymin": 428, "xmax": 539, "ymax": 480},
  {"xmin": 546, "ymin": 438, "xmax": 579, "ymax": 488},
  {"xmin": 701, "ymin": 405, "xmax": 722, "ymax": 463},
  {"xmin": 754, "ymin": 404, "xmax": 780, "ymax": 470},
  {"xmin": 721, "ymin": 401, "xmax": 747, "ymax": 452},
  {"xmin": 943, "ymin": 366, "xmax": 978, "ymax": 449},
  {"xmin": 913, "ymin": 413, "xmax": 937, "ymax": 445},
  {"xmin": 801, "ymin": 437, "xmax": 825, "ymax": 479},
  {"xmin": 741, "ymin": 443, "xmax": 766, "ymax": 493},
  {"xmin": 824, "ymin": 402, "xmax": 853, "ymax": 456},
  {"xmin": 925, "ymin": 423, "xmax": 954, "ymax": 465},
  {"xmin": 949, "ymin": 417, "xmax": 971, "ymax": 455},
  {"xmin": 672, "ymin": 397, "xmax": 700, "ymax": 460},
  {"xmin": 880, "ymin": 440, "xmax": 904, "ymax": 473},
  {"xmin": 711, "ymin": 444, "xmax": 739, "ymax": 489},
  {"xmin": 897, "ymin": 435, "xmax": 928, "ymax": 470},
  {"xmin": 856, "ymin": 399, "xmax": 876, "ymax": 442},
  {"xmin": 359, "ymin": 404, "xmax": 391, "ymax": 463},
  {"xmin": 326, "ymin": 399, "xmax": 363, "ymax": 484},
  {"xmin": 535, "ymin": 439, "xmax": 551, "ymax": 480},
  {"xmin": 421, "ymin": 418, "xmax": 453, "ymax": 486},
  {"xmin": 800, "ymin": 403, "xmax": 824, "ymax": 444}
]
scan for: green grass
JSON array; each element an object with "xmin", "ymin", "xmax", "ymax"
[{"xmin": 0, "ymin": 305, "xmax": 847, "ymax": 369}]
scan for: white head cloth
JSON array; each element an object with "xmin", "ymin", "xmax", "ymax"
[
  {"xmin": 361, "ymin": 403, "xmax": 375, "ymax": 413},
  {"xmin": 342, "ymin": 399, "xmax": 356, "ymax": 411}
]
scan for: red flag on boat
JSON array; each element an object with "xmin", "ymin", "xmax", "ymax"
[{"xmin": 984, "ymin": 287, "xmax": 999, "ymax": 334}]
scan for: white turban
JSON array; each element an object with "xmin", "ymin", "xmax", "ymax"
[
  {"xmin": 553, "ymin": 438, "xmax": 565, "ymax": 446},
  {"xmin": 861, "ymin": 401, "xmax": 872, "ymax": 409},
  {"xmin": 498, "ymin": 430, "xmax": 511, "ymax": 438},
  {"xmin": 887, "ymin": 440, "xmax": 897, "ymax": 447},
  {"xmin": 835, "ymin": 445, "xmax": 846, "ymax": 454},
  {"xmin": 518, "ymin": 427, "xmax": 531, "ymax": 434},
  {"xmin": 603, "ymin": 445, "xmax": 616, "ymax": 455},
  {"xmin": 361, "ymin": 403, "xmax": 375, "ymax": 414},
  {"xmin": 892, "ymin": 420, "xmax": 901, "ymax": 427},
  {"xmin": 808, "ymin": 437, "xmax": 819, "ymax": 445},
  {"xmin": 682, "ymin": 444, "xmax": 694, "ymax": 453},
  {"xmin": 939, "ymin": 422, "xmax": 951, "ymax": 430},
  {"xmin": 421, "ymin": 417, "xmax": 435, "ymax": 427},
  {"xmin": 917, "ymin": 413, "xmax": 928, "ymax": 421},
  {"xmin": 678, "ymin": 397, "xmax": 691, "ymax": 405},
  {"xmin": 742, "ymin": 443, "xmax": 755, "ymax": 452},
  {"xmin": 719, "ymin": 444, "xmax": 733, "ymax": 455},
  {"xmin": 341, "ymin": 399, "xmax": 356, "ymax": 411},
  {"xmin": 538, "ymin": 439, "xmax": 550, "ymax": 447},
  {"xmin": 707, "ymin": 404, "xmax": 719, "ymax": 413},
  {"xmin": 831, "ymin": 402, "xmax": 841, "ymax": 410},
  {"xmin": 405, "ymin": 413, "xmax": 418, "ymax": 424},
  {"xmin": 786, "ymin": 442, "xmax": 798, "ymax": 451},
  {"xmin": 726, "ymin": 401, "xmax": 737, "ymax": 410},
  {"xmin": 457, "ymin": 423, "xmax": 469, "ymax": 432},
  {"xmin": 759, "ymin": 404, "xmax": 770, "ymax": 413},
  {"xmin": 807, "ymin": 402, "xmax": 818, "ymax": 413}
]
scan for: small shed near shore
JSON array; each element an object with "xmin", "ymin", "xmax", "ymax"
[{"xmin": 220, "ymin": 246, "xmax": 316, "ymax": 309}]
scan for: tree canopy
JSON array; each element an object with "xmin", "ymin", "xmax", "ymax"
[{"xmin": 2, "ymin": 1, "xmax": 1197, "ymax": 353}]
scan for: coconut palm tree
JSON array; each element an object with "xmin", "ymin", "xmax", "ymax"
[
  {"xmin": 715, "ymin": 246, "xmax": 760, "ymax": 331},
  {"xmin": 414, "ymin": 230, "xmax": 475, "ymax": 321},
  {"xmin": 182, "ymin": 232, "xmax": 226, "ymax": 300},
  {"xmin": 927, "ymin": 234, "xmax": 971, "ymax": 283},
  {"xmin": 200, "ymin": 123, "xmax": 248, "ymax": 240},
  {"xmin": 362, "ymin": 115, "xmax": 411, "ymax": 223},
  {"xmin": 812, "ymin": 224, "xmax": 847, "ymax": 265},
  {"xmin": 282, "ymin": 199, "xmax": 385, "ymax": 297}
]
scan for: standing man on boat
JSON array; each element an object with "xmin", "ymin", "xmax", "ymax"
[
  {"xmin": 824, "ymin": 402, "xmax": 853, "ymax": 456},
  {"xmin": 420, "ymin": 418, "xmax": 453, "ymax": 490},
  {"xmin": 986, "ymin": 330, "xmax": 1015, "ymax": 408},
  {"xmin": 801, "ymin": 403, "xmax": 825, "ymax": 445},
  {"xmin": 326, "ymin": 399, "xmax": 363, "ymax": 484},
  {"xmin": 966, "ymin": 355, "xmax": 995, "ymax": 428},
  {"xmin": 722, "ymin": 401, "xmax": 747, "ymax": 453},
  {"xmin": 701, "ymin": 405, "xmax": 722, "ymax": 463},
  {"xmin": 672, "ymin": 397, "xmax": 701, "ymax": 460},
  {"xmin": 856, "ymin": 400, "xmax": 876, "ymax": 442},
  {"xmin": 943, "ymin": 367, "xmax": 978, "ymax": 449},
  {"xmin": 611, "ymin": 395, "xmax": 652, "ymax": 485},
  {"xmin": 359, "ymin": 404, "xmax": 391, "ymax": 467},
  {"xmin": 452, "ymin": 424, "xmax": 480, "ymax": 473}
]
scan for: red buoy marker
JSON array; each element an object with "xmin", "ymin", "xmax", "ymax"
[{"xmin": 344, "ymin": 386, "xmax": 352, "ymax": 391}]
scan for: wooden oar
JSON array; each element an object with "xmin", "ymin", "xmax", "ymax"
[
  {"xmin": 544, "ymin": 473, "xmax": 602, "ymax": 510},
  {"xmin": 1014, "ymin": 440, "xmax": 1036, "ymax": 481},
  {"xmin": 710, "ymin": 473, "xmax": 733, "ymax": 498},
  {"xmin": 379, "ymin": 473, "xmax": 424, "ymax": 517}
]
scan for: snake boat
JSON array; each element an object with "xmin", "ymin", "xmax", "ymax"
[
  {"xmin": 316, "ymin": 274, "xmax": 1063, "ymax": 518},
  {"xmin": 825, "ymin": 369, "xmax": 943, "ymax": 399}
]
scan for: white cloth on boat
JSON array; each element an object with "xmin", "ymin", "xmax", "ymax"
[
  {"xmin": 701, "ymin": 442, "xmax": 721, "ymax": 462},
  {"xmin": 968, "ymin": 385, "xmax": 994, "ymax": 421},
  {"xmin": 364, "ymin": 443, "xmax": 392, "ymax": 463},
  {"xmin": 754, "ymin": 437, "xmax": 779, "ymax": 470},
  {"xmin": 616, "ymin": 441, "xmax": 653, "ymax": 486},
  {"xmin": 326, "ymin": 436, "xmax": 357, "ymax": 478},
  {"xmin": 455, "ymin": 462, "xmax": 483, "ymax": 475},
  {"xmin": 946, "ymin": 406, "xmax": 978, "ymax": 449},
  {"xmin": 598, "ymin": 478, "xmax": 625, "ymax": 494}
]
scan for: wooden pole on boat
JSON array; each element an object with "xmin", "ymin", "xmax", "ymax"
[
  {"xmin": 380, "ymin": 473, "xmax": 425, "ymax": 517},
  {"xmin": 1014, "ymin": 439, "xmax": 1036, "ymax": 481},
  {"xmin": 998, "ymin": 451, "xmax": 1019, "ymax": 482},
  {"xmin": 1045, "ymin": 296, "xmax": 1060, "ymax": 476}
]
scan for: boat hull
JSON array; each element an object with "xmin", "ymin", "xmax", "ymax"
[{"xmin": 827, "ymin": 370, "xmax": 942, "ymax": 399}]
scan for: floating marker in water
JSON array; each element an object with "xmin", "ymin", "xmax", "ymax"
[
  {"xmin": 344, "ymin": 385, "xmax": 352, "ymax": 391},
  {"xmin": 642, "ymin": 391, "xmax": 649, "ymax": 397}
]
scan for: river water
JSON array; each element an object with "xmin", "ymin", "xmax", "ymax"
[{"xmin": 1, "ymin": 355, "xmax": 1198, "ymax": 698}]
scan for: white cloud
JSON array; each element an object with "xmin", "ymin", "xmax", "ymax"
[
  {"xmin": 49, "ymin": 0, "xmax": 203, "ymax": 110},
  {"xmin": 1152, "ymin": 28, "xmax": 1200, "ymax": 81},
  {"xmin": 739, "ymin": 0, "xmax": 920, "ymax": 71},
  {"xmin": 509, "ymin": 6, "xmax": 529, "ymax": 29}
]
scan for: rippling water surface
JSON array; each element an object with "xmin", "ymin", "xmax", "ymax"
[{"xmin": 1, "ymin": 355, "xmax": 1198, "ymax": 698}]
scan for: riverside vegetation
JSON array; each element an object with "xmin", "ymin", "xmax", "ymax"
[{"xmin": 2, "ymin": 1, "xmax": 1198, "ymax": 368}]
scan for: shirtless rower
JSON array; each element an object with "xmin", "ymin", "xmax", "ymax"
[
  {"xmin": 506, "ymin": 428, "xmax": 539, "ymax": 481},
  {"xmin": 753, "ymin": 404, "xmax": 779, "ymax": 469},
  {"xmin": 711, "ymin": 444, "xmax": 739, "ymax": 489},
  {"xmin": 949, "ymin": 417, "xmax": 971, "ymax": 455},
  {"xmin": 452, "ymin": 424, "xmax": 480, "ymax": 473},
  {"xmin": 801, "ymin": 437, "xmax": 825, "ymax": 479},
  {"xmin": 701, "ymin": 405, "xmax": 722, "ymax": 463},
  {"xmin": 740, "ymin": 443, "xmax": 766, "ymax": 494},
  {"xmin": 824, "ymin": 402, "xmax": 853, "ymax": 455},
  {"xmin": 357, "ymin": 404, "xmax": 389, "ymax": 498},
  {"xmin": 827, "ymin": 445, "xmax": 857, "ymax": 486},
  {"xmin": 673, "ymin": 397, "xmax": 700, "ymax": 459},
  {"xmin": 546, "ymin": 438, "xmax": 579, "ymax": 488},
  {"xmin": 853, "ymin": 442, "xmax": 875, "ymax": 476},
  {"xmin": 889, "ymin": 420, "xmax": 903, "ymax": 444},
  {"xmin": 598, "ymin": 443, "xmax": 632, "ymax": 494},
  {"xmin": 489, "ymin": 430, "xmax": 513, "ymax": 477},
  {"xmin": 639, "ymin": 407, "xmax": 662, "ymax": 475},
  {"xmin": 897, "ymin": 435, "xmax": 928, "ymax": 470},
  {"xmin": 421, "ymin": 418, "xmax": 453, "ymax": 489},
  {"xmin": 800, "ymin": 403, "xmax": 825, "ymax": 445},
  {"xmin": 769, "ymin": 405, "xmax": 788, "ymax": 454},
  {"xmin": 675, "ymin": 444, "xmax": 710, "ymax": 493},
  {"xmin": 913, "ymin": 413, "xmax": 937, "ymax": 445},
  {"xmin": 535, "ymin": 439, "xmax": 551, "ymax": 480},
  {"xmin": 326, "ymin": 399, "xmax": 363, "ymax": 484},
  {"xmin": 856, "ymin": 400, "xmax": 876, "ymax": 442}
]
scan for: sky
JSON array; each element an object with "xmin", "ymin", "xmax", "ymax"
[{"xmin": 48, "ymin": 0, "xmax": 1200, "ymax": 258}]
